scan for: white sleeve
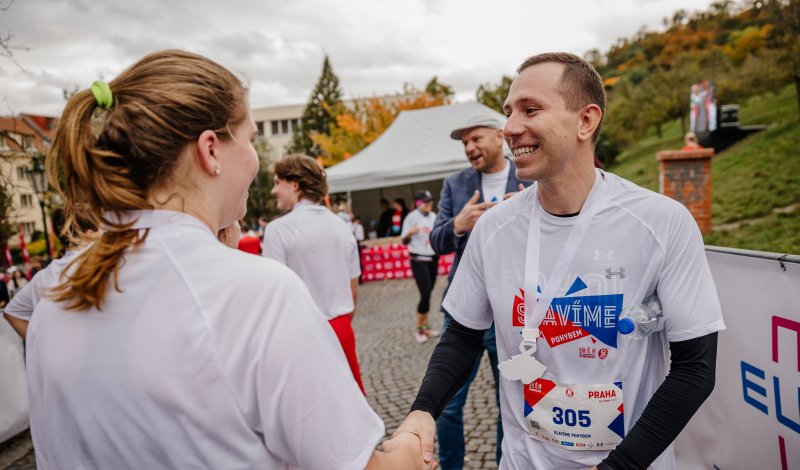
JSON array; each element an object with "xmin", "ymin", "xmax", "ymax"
[
  {"xmin": 441, "ymin": 217, "xmax": 494, "ymax": 330},
  {"xmin": 400, "ymin": 212, "xmax": 415, "ymax": 238},
  {"xmin": 658, "ymin": 205, "xmax": 725, "ymax": 342},
  {"xmin": 4, "ymin": 270, "xmax": 50, "ymax": 321},
  {"xmin": 261, "ymin": 223, "xmax": 288, "ymax": 264},
  {"xmin": 253, "ymin": 274, "xmax": 383, "ymax": 469},
  {"xmin": 346, "ymin": 236, "xmax": 361, "ymax": 278}
]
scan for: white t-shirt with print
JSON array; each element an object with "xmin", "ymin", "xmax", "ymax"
[
  {"xmin": 263, "ymin": 200, "xmax": 361, "ymax": 319},
  {"xmin": 25, "ymin": 211, "xmax": 383, "ymax": 470},
  {"xmin": 481, "ymin": 161, "xmax": 510, "ymax": 204},
  {"xmin": 401, "ymin": 208, "xmax": 437, "ymax": 256},
  {"xmin": 443, "ymin": 171, "xmax": 724, "ymax": 470}
]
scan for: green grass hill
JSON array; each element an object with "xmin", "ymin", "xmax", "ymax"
[{"xmin": 608, "ymin": 85, "xmax": 799, "ymax": 255}]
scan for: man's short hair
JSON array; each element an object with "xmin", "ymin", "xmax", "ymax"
[
  {"xmin": 273, "ymin": 154, "xmax": 328, "ymax": 204},
  {"xmin": 517, "ymin": 52, "xmax": 606, "ymax": 142}
]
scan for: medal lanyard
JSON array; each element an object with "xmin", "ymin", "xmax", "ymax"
[{"xmin": 523, "ymin": 170, "xmax": 608, "ymax": 338}]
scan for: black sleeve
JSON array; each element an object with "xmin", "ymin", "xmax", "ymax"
[
  {"xmin": 410, "ymin": 318, "xmax": 485, "ymax": 418},
  {"xmin": 599, "ymin": 332, "xmax": 719, "ymax": 470}
]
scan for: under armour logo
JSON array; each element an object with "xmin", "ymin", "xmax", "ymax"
[
  {"xmin": 605, "ymin": 267, "xmax": 626, "ymax": 279},
  {"xmin": 593, "ymin": 249, "xmax": 614, "ymax": 262}
]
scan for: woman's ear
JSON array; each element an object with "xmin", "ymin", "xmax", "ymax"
[{"xmin": 195, "ymin": 130, "xmax": 221, "ymax": 177}]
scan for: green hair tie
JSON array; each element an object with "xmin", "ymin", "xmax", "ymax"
[{"xmin": 90, "ymin": 80, "xmax": 113, "ymax": 109}]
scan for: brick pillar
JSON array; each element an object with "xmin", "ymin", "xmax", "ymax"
[{"xmin": 656, "ymin": 148, "xmax": 715, "ymax": 234}]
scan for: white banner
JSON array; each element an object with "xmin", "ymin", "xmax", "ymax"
[
  {"xmin": 676, "ymin": 250, "xmax": 800, "ymax": 469},
  {"xmin": 0, "ymin": 314, "xmax": 28, "ymax": 443}
]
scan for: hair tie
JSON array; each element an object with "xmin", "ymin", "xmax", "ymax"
[{"xmin": 90, "ymin": 80, "xmax": 113, "ymax": 109}]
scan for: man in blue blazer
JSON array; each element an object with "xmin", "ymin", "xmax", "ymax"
[{"xmin": 429, "ymin": 115, "xmax": 530, "ymax": 469}]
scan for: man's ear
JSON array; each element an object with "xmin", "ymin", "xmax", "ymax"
[
  {"xmin": 577, "ymin": 104, "xmax": 603, "ymax": 143},
  {"xmin": 195, "ymin": 130, "xmax": 221, "ymax": 177}
]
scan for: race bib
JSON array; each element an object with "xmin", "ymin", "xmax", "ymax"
[{"xmin": 524, "ymin": 379, "xmax": 625, "ymax": 451}]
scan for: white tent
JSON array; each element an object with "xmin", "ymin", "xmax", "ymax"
[{"xmin": 326, "ymin": 101, "xmax": 506, "ymax": 194}]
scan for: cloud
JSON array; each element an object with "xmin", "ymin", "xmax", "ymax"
[{"xmin": 0, "ymin": 0, "xmax": 718, "ymax": 115}]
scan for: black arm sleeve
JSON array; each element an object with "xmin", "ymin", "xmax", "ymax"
[
  {"xmin": 599, "ymin": 332, "xmax": 719, "ymax": 470},
  {"xmin": 410, "ymin": 318, "xmax": 485, "ymax": 418}
]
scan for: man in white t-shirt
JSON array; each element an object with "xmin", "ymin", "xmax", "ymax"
[
  {"xmin": 263, "ymin": 154, "xmax": 366, "ymax": 395},
  {"xmin": 398, "ymin": 52, "xmax": 724, "ymax": 470}
]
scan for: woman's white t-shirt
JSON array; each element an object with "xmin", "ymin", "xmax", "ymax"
[
  {"xmin": 24, "ymin": 210, "xmax": 383, "ymax": 470},
  {"xmin": 401, "ymin": 209, "xmax": 437, "ymax": 257}
]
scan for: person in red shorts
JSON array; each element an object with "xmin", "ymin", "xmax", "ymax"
[
  {"xmin": 263, "ymin": 154, "xmax": 366, "ymax": 395},
  {"xmin": 236, "ymin": 220, "xmax": 262, "ymax": 255}
]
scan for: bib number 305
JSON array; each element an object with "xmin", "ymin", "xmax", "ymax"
[{"xmin": 552, "ymin": 407, "xmax": 591, "ymax": 428}]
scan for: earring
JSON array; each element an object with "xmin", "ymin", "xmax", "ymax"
[{"xmin": 214, "ymin": 166, "xmax": 220, "ymax": 176}]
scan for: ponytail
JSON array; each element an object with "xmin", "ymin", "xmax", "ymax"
[{"xmin": 47, "ymin": 49, "xmax": 247, "ymax": 310}]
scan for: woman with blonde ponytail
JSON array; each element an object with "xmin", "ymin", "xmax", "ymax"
[{"xmin": 25, "ymin": 50, "xmax": 433, "ymax": 470}]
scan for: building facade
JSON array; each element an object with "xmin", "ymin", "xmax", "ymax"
[{"xmin": 0, "ymin": 114, "xmax": 57, "ymax": 245}]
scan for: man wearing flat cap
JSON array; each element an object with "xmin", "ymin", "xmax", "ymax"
[{"xmin": 428, "ymin": 114, "xmax": 530, "ymax": 469}]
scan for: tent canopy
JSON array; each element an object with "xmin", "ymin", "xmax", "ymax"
[{"xmin": 326, "ymin": 101, "xmax": 506, "ymax": 193}]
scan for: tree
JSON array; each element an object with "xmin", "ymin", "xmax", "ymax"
[
  {"xmin": 476, "ymin": 75, "xmax": 513, "ymax": 113},
  {"xmin": 246, "ymin": 138, "xmax": 279, "ymax": 223},
  {"xmin": 0, "ymin": 168, "xmax": 14, "ymax": 247},
  {"xmin": 288, "ymin": 55, "xmax": 344, "ymax": 156},
  {"xmin": 424, "ymin": 76, "xmax": 454, "ymax": 102},
  {"xmin": 769, "ymin": 0, "xmax": 800, "ymax": 112}
]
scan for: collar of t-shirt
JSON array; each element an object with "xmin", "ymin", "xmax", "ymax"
[
  {"xmin": 481, "ymin": 161, "xmax": 509, "ymax": 203},
  {"xmin": 107, "ymin": 210, "xmax": 214, "ymax": 236},
  {"xmin": 292, "ymin": 199, "xmax": 325, "ymax": 212}
]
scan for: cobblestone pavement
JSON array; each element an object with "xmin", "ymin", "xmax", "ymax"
[{"xmin": 0, "ymin": 276, "xmax": 499, "ymax": 469}]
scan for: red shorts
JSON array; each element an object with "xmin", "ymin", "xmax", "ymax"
[{"xmin": 328, "ymin": 314, "xmax": 366, "ymax": 396}]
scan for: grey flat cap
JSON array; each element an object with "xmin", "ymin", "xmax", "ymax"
[{"xmin": 449, "ymin": 115, "xmax": 505, "ymax": 140}]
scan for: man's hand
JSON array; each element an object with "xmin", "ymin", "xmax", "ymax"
[
  {"xmin": 378, "ymin": 431, "xmax": 439, "ymax": 469},
  {"xmin": 453, "ymin": 191, "xmax": 496, "ymax": 235},
  {"xmin": 394, "ymin": 410, "xmax": 437, "ymax": 464},
  {"xmin": 503, "ymin": 183, "xmax": 527, "ymax": 200},
  {"xmin": 406, "ymin": 226, "xmax": 421, "ymax": 236}
]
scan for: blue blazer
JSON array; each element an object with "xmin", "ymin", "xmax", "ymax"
[{"xmin": 430, "ymin": 157, "xmax": 531, "ymax": 283}]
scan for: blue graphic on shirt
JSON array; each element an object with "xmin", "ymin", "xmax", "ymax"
[{"xmin": 539, "ymin": 276, "xmax": 624, "ymax": 349}]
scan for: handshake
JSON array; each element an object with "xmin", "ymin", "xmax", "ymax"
[{"xmin": 370, "ymin": 411, "xmax": 439, "ymax": 469}]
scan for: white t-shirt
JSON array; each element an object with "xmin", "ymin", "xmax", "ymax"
[
  {"xmin": 353, "ymin": 222, "xmax": 365, "ymax": 242},
  {"xmin": 443, "ymin": 171, "xmax": 724, "ymax": 470},
  {"xmin": 4, "ymin": 250, "xmax": 79, "ymax": 321},
  {"xmin": 401, "ymin": 209, "xmax": 437, "ymax": 257},
  {"xmin": 263, "ymin": 200, "xmax": 361, "ymax": 319},
  {"xmin": 481, "ymin": 161, "xmax": 510, "ymax": 203},
  {"xmin": 25, "ymin": 210, "xmax": 383, "ymax": 470}
]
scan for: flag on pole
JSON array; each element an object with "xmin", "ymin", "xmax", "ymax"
[
  {"xmin": 2, "ymin": 242, "xmax": 12, "ymax": 268},
  {"xmin": 18, "ymin": 225, "xmax": 30, "ymax": 263}
]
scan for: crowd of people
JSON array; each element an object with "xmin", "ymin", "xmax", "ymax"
[{"xmin": 1, "ymin": 49, "xmax": 724, "ymax": 470}]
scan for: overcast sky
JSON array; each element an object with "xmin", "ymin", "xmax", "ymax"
[{"xmin": 1, "ymin": 0, "xmax": 718, "ymax": 116}]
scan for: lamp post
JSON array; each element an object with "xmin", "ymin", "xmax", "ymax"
[{"xmin": 27, "ymin": 157, "xmax": 51, "ymax": 262}]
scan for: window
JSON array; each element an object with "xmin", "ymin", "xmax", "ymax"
[
  {"xmin": 17, "ymin": 166, "xmax": 26, "ymax": 180},
  {"xmin": 256, "ymin": 121, "xmax": 264, "ymax": 136},
  {"xmin": 23, "ymin": 222, "xmax": 36, "ymax": 235},
  {"xmin": 270, "ymin": 119, "xmax": 300, "ymax": 136},
  {"xmin": 22, "ymin": 135, "xmax": 34, "ymax": 150},
  {"xmin": 20, "ymin": 194, "xmax": 33, "ymax": 207},
  {"xmin": 0, "ymin": 134, "xmax": 7, "ymax": 150}
]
